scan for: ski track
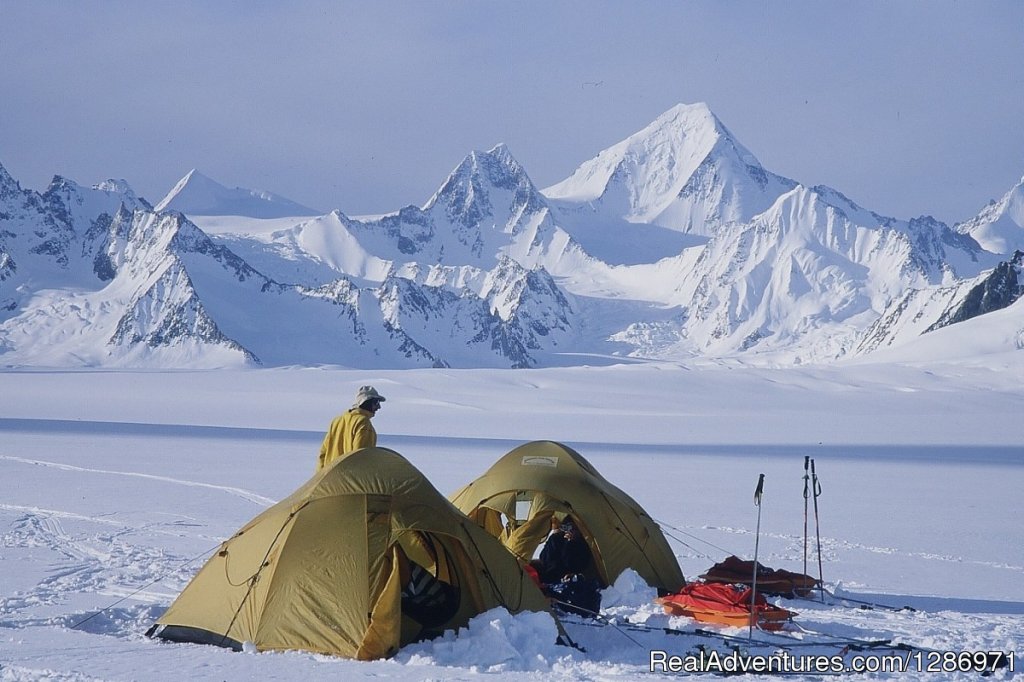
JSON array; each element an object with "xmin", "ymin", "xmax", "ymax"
[
  {"xmin": 0, "ymin": 448, "xmax": 254, "ymax": 641},
  {"xmin": 0, "ymin": 455, "xmax": 275, "ymax": 507},
  {"xmin": 698, "ymin": 525, "xmax": 1024, "ymax": 574},
  {"xmin": 0, "ymin": 503, "xmax": 225, "ymax": 543},
  {"xmin": 0, "ymin": 505, "xmax": 215, "ymax": 631},
  {"xmin": 0, "ymin": 664, "xmax": 107, "ymax": 682}
]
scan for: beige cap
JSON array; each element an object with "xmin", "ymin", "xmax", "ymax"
[{"xmin": 353, "ymin": 385, "xmax": 386, "ymax": 408}]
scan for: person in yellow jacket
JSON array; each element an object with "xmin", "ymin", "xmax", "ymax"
[{"xmin": 317, "ymin": 385, "xmax": 386, "ymax": 471}]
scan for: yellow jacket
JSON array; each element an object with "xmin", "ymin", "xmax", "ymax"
[{"xmin": 318, "ymin": 408, "xmax": 377, "ymax": 471}]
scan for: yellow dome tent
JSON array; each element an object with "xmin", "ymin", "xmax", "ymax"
[
  {"xmin": 450, "ymin": 440, "xmax": 685, "ymax": 594},
  {"xmin": 148, "ymin": 447, "xmax": 549, "ymax": 659}
]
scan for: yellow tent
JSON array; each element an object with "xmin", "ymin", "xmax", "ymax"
[
  {"xmin": 148, "ymin": 447, "xmax": 550, "ymax": 659},
  {"xmin": 450, "ymin": 440, "xmax": 685, "ymax": 594}
]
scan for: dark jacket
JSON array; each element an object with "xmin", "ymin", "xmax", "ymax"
[{"xmin": 538, "ymin": 530, "xmax": 592, "ymax": 583}]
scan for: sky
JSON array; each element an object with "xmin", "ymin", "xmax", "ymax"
[{"xmin": 1, "ymin": 1, "xmax": 1022, "ymax": 225}]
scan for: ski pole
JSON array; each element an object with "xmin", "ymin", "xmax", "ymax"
[
  {"xmin": 802, "ymin": 456, "xmax": 810, "ymax": 581},
  {"xmin": 811, "ymin": 459, "xmax": 825, "ymax": 602},
  {"xmin": 749, "ymin": 473, "xmax": 765, "ymax": 641}
]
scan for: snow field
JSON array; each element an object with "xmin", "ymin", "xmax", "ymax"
[{"xmin": 1, "ymin": 361, "xmax": 1022, "ymax": 679}]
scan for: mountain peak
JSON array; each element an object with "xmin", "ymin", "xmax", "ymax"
[
  {"xmin": 154, "ymin": 169, "xmax": 320, "ymax": 218},
  {"xmin": 651, "ymin": 101, "xmax": 718, "ymax": 131},
  {"xmin": 45, "ymin": 175, "xmax": 139, "ymax": 201},
  {"xmin": 543, "ymin": 102, "xmax": 743, "ymax": 204},
  {"xmin": 94, "ymin": 178, "xmax": 138, "ymax": 197},
  {"xmin": 153, "ymin": 169, "xmax": 211, "ymax": 212},
  {"xmin": 957, "ymin": 175, "xmax": 1024, "ymax": 255},
  {"xmin": 463, "ymin": 144, "xmax": 526, "ymax": 179},
  {"xmin": 484, "ymin": 142, "xmax": 512, "ymax": 158},
  {"xmin": 542, "ymin": 102, "xmax": 791, "ymax": 232},
  {"xmin": 0, "ymin": 161, "xmax": 24, "ymax": 199},
  {"xmin": 425, "ymin": 143, "xmax": 539, "ymax": 214}
]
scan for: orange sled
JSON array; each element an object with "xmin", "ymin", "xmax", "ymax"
[{"xmin": 657, "ymin": 582, "xmax": 796, "ymax": 631}]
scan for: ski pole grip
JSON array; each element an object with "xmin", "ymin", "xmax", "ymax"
[
  {"xmin": 754, "ymin": 473, "xmax": 765, "ymax": 505},
  {"xmin": 803, "ymin": 456, "xmax": 810, "ymax": 498}
]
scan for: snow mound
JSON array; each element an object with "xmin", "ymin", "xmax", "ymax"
[
  {"xmin": 395, "ymin": 607, "xmax": 574, "ymax": 672},
  {"xmin": 600, "ymin": 568, "xmax": 659, "ymax": 610}
]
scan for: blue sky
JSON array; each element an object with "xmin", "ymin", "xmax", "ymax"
[{"xmin": 1, "ymin": 1, "xmax": 1022, "ymax": 224}]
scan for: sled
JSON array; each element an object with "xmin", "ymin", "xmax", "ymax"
[
  {"xmin": 699, "ymin": 555, "xmax": 818, "ymax": 597},
  {"xmin": 656, "ymin": 582, "xmax": 796, "ymax": 631}
]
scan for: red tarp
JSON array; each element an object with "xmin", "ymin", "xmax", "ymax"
[{"xmin": 700, "ymin": 555, "xmax": 819, "ymax": 597}]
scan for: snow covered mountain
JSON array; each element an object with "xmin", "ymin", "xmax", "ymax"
[
  {"xmin": 2, "ymin": 101, "xmax": 1022, "ymax": 368},
  {"xmin": 155, "ymin": 169, "xmax": 320, "ymax": 218},
  {"xmin": 261, "ymin": 144, "xmax": 579, "ymax": 273},
  {"xmin": 544, "ymin": 102, "xmax": 797, "ymax": 236},
  {"xmin": 0, "ymin": 166, "xmax": 150, "ymax": 297},
  {"xmin": 663, "ymin": 186, "xmax": 994, "ymax": 360},
  {"xmin": 858, "ymin": 250, "xmax": 1024, "ymax": 354},
  {"xmin": 0, "ymin": 160, "xmax": 574, "ymax": 368},
  {"xmin": 535, "ymin": 105, "xmax": 998, "ymax": 362},
  {"xmin": 955, "ymin": 176, "xmax": 1024, "ymax": 255}
]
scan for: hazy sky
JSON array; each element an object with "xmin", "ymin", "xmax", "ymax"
[{"xmin": 2, "ymin": 1, "xmax": 1022, "ymax": 225}]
